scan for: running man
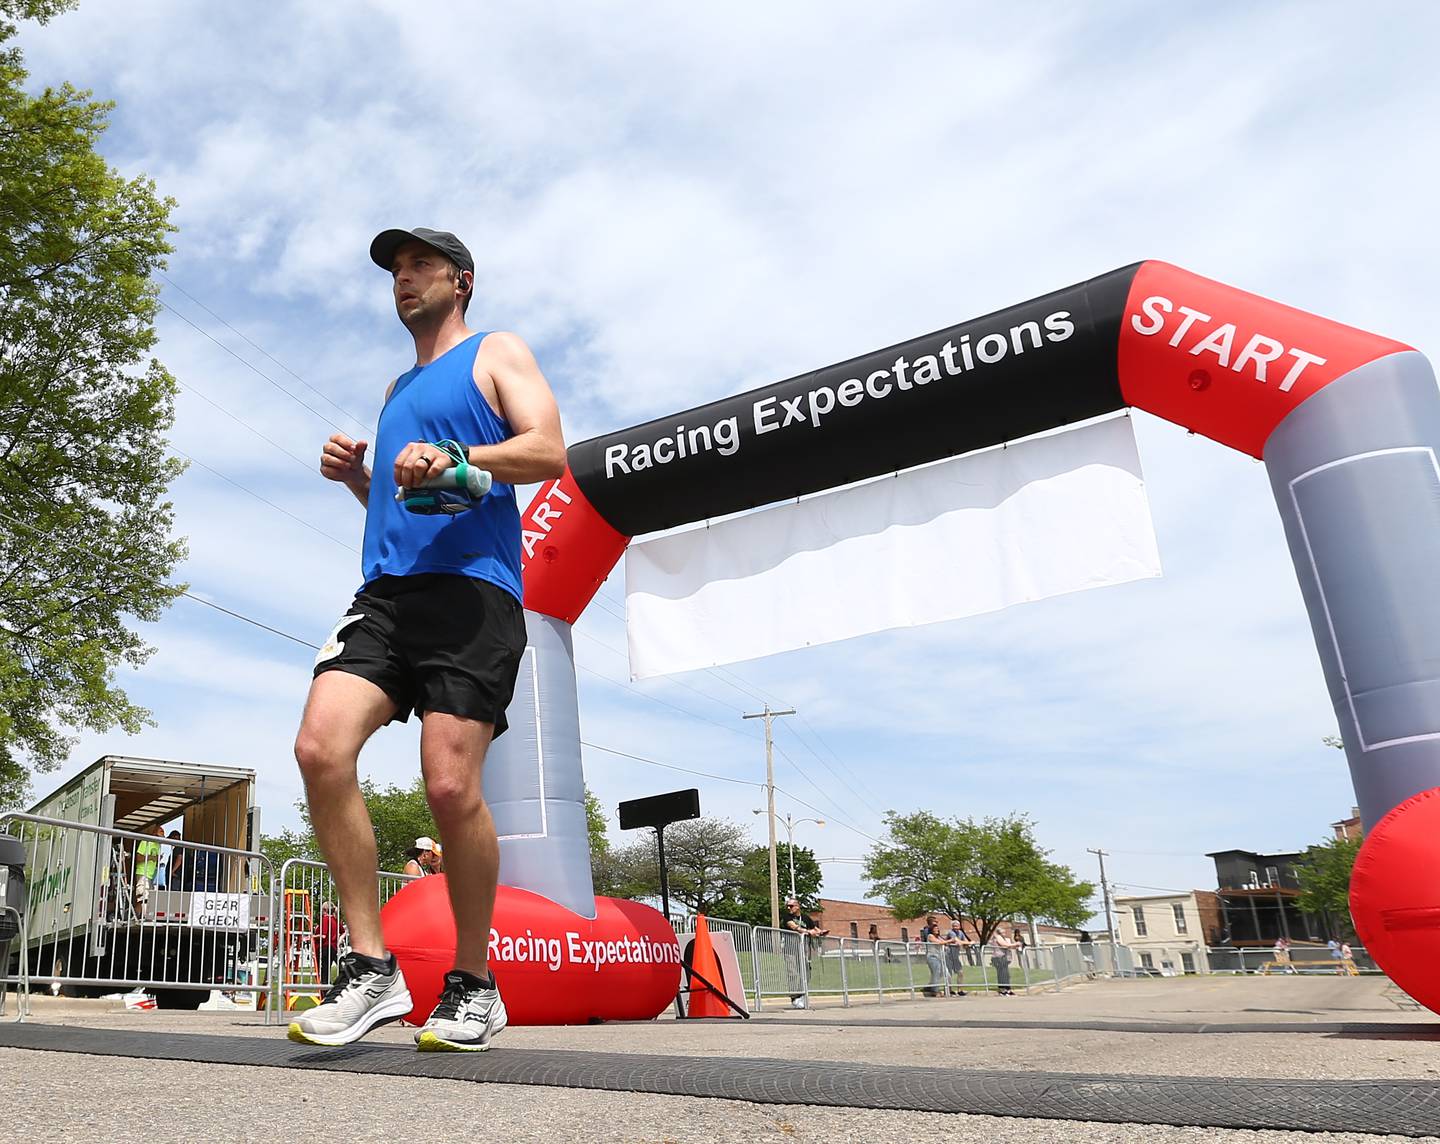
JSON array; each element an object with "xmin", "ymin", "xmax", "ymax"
[{"xmin": 288, "ymin": 227, "xmax": 565, "ymax": 1050}]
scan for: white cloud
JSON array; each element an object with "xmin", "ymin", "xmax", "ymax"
[{"xmin": 14, "ymin": 1, "xmax": 1439, "ymax": 918}]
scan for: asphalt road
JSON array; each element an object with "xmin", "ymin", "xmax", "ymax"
[{"xmin": 1, "ymin": 975, "xmax": 1433, "ymax": 1142}]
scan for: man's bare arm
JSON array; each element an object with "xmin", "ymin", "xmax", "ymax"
[
  {"xmin": 321, "ymin": 381, "xmax": 394, "ymax": 507},
  {"xmin": 468, "ymin": 331, "xmax": 566, "ymax": 483},
  {"xmin": 320, "ymin": 433, "xmax": 371, "ymax": 506}
]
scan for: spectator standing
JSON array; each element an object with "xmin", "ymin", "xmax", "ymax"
[
  {"xmin": 167, "ymin": 832, "xmax": 188, "ymax": 892},
  {"xmin": 1273, "ymin": 936, "xmax": 1294, "ymax": 973},
  {"xmin": 919, "ymin": 914, "xmax": 949, "ymax": 997},
  {"xmin": 402, "ymin": 837, "xmax": 443, "ymax": 878},
  {"xmin": 155, "ymin": 828, "xmax": 178, "ymax": 890},
  {"xmin": 783, "ymin": 897, "xmax": 826, "ymax": 1009},
  {"xmin": 991, "ymin": 929, "xmax": 1021, "ymax": 996},
  {"xmin": 317, "ymin": 900, "xmax": 341, "ymax": 984},
  {"xmin": 868, "ymin": 923, "xmax": 895, "ymax": 963},
  {"xmin": 945, "ymin": 921, "xmax": 971, "ymax": 996}
]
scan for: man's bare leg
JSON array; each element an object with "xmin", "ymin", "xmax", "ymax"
[
  {"xmin": 294, "ymin": 670, "xmax": 397, "ymax": 960},
  {"xmin": 419, "ymin": 711, "xmax": 497, "ymax": 976}
]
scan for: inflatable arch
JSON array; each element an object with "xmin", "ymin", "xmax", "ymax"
[{"xmin": 384, "ymin": 260, "xmax": 1440, "ymax": 1021}]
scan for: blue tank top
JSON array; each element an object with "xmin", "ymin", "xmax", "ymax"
[{"xmin": 361, "ymin": 332, "xmax": 523, "ymax": 601}]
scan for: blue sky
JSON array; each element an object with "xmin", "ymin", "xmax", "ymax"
[{"xmin": 16, "ymin": 2, "xmax": 1440, "ymax": 919}]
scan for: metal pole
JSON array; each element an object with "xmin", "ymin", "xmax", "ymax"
[
  {"xmin": 743, "ymin": 705, "xmax": 795, "ymax": 930},
  {"xmin": 656, "ymin": 825, "xmax": 670, "ymax": 926},
  {"xmin": 1088, "ymin": 848, "xmax": 1118, "ymax": 948},
  {"xmin": 786, "ymin": 818, "xmax": 797, "ymax": 902}
]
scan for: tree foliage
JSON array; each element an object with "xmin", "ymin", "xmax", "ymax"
[
  {"xmin": 260, "ymin": 777, "xmax": 439, "ymax": 876},
  {"xmin": 585, "ymin": 786, "xmax": 610, "ymax": 860},
  {"xmin": 1295, "ymin": 834, "xmax": 1361, "ymax": 939},
  {"xmin": 721, "ymin": 843, "xmax": 824, "ymax": 927},
  {"xmin": 863, "ymin": 811, "xmax": 1093, "ymax": 946},
  {"xmin": 0, "ymin": 0, "xmax": 184, "ymax": 808},
  {"xmin": 595, "ymin": 816, "xmax": 752, "ymax": 915}
]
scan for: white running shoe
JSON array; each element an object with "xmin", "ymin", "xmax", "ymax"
[
  {"xmin": 415, "ymin": 970, "xmax": 508, "ymax": 1052},
  {"xmin": 287, "ymin": 952, "xmax": 412, "ymax": 1047}
]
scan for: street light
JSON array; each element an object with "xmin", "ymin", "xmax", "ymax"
[{"xmin": 753, "ymin": 809, "xmax": 825, "ymax": 901}]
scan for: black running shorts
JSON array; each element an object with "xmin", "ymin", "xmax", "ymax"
[{"xmin": 312, "ymin": 573, "xmax": 526, "ymax": 736}]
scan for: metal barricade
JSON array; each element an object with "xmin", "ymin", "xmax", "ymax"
[
  {"xmin": 838, "ymin": 937, "xmax": 884, "ymax": 1003},
  {"xmin": 1201, "ymin": 944, "xmax": 1377, "ymax": 975},
  {"xmin": 0, "ymin": 812, "xmax": 277, "ymax": 1021},
  {"xmin": 0, "ymin": 904, "xmax": 27, "ymax": 1020},
  {"xmin": 875, "ymin": 939, "xmax": 914, "ymax": 999},
  {"xmin": 276, "ymin": 858, "xmax": 417, "ymax": 1010},
  {"xmin": 803, "ymin": 934, "xmax": 848, "ymax": 1004},
  {"xmin": 751, "ymin": 925, "xmax": 809, "ymax": 1010},
  {"xmin": 1039, "ymin": 941, "xmax": 1090, "ymax": 988}
]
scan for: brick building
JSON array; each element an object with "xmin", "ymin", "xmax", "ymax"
[
  {"xmin": 811, "ymin": 897, "xmax": 1057, "ymax": 945},
  {"xmin": 1331, "ymin": 806, "xmax": 1363, "ymax": 842}
]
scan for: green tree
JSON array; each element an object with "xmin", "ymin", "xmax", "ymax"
[
  {"xmin": 596, "ymin": 832, "xmax": 661, "ymax": 902},
  {"xmin": 722, "ymin": 843, "xmax": 824, "ymax": 926},
  {"xmin": 585, "ymin": 786, "xmax": 610, "ymax": 857},
  {"xmin": 863, "ymin": 811, "xmax": 1093, "ymax": 946},
  {"xmin": 261, "ymin": 777, "xmax": 438, "ymax": 876},
  {"xmin": 595, "ymin": 816, "xmax": 751, "ymax": 915},
  {"xmin": 0, "ymin": 0, "xmax": 184, "ymax": 809},
  {"xmin": 257, "ymin": 825, "xmax": 320, "ymax": 872},
  {"xmin": 1295, "ymin": 834, "xmax": 1361, "ymax": 940},
  {"xmin": 589, "ymin": 786, "xmax": 638, "ymax": 898}
]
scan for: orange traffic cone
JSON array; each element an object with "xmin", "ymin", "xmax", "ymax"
[{"xmin": 687, "ymin": 914, "xmax": 734, "ymax": 1018}]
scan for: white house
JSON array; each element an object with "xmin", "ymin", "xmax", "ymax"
[{"xmin": 1111, "ymin": 890, "xmax": 1220, "ymax": 974}]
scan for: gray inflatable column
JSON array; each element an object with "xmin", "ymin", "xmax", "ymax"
[
  {"xmin": 1265, "ymin": 350, "xmax": 1440, "ymax": 828},
  {"xmin": 482, "ymin": 610, "xmax": 596, "ymax": 919}
]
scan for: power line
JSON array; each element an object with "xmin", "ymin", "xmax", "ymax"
[
  {"xmin": 169, "ymin": 446, "xmax": 358, "ymax": 554},
  {"xmin": 179, "ymin": 592, "xmax": 319, "ymax": 650},
  {"xmin": 587, "ymin": 585, "xmax": 885, "ymax": 822},
  {"xmin": 172, "ymin": 372, "xmax": 318, "ymax": 476},
  {"xmin": 774, "ymin": 721, "xmax": 885, "ymax": 821},
  {"xmin": 571, "ymin": 624, "xmax": 763, "ymax": 733},
  {"xmin": 580, "ymin": 741, "xmax": 761, "ymax": 788},
  {"xmin": 578, "ymin": 590, "xmax": 890, "ymax": 838},
  {"xmin": 160, "ymin": 300, "xmax": 366, "ymax": 437},
  {"xmin": 771, "ymin": 741, "xmax": 878, "ymax": 838},
  {"xmin": 791, "ymin": 710, "xmax": 888, "ymax": 809},
  {"xmin": 770, "ymin": 782, "xmax": 883, "ymax": 846},
  {"xmin": 0, "ymin": 502, "xmax": 321, "ymax": 652},
  {"xmin": 575, "ymin": 660, "xmax": 759, "ymax": 744},
  {"xmin": 158, "ymin": 273, "xmax": 376, "ymax": 434},
  {"xmin": 590, "ymin": 584, "xmax": 886, "ymax": 817}
]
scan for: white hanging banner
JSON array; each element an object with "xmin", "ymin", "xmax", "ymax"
[{"xmin": 624, "ymin": 415, "xmax": 1161, "ymax": 679}]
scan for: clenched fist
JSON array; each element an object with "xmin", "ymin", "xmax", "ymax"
[
  {"xmin": 393, "ymin": 440, "xmax": 456, "ymax": 489},
  {"xmin": 320, "ymin": 434, "xmax": 369, "ymax": 486}
]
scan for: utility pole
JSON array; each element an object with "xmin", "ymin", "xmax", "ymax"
[
  {"xmin": 743, "ymin": 704, "xmax": 795, "ymax": 929},
  {"xmin": 1088, "ymin": 847, "xmax": 1118, "ymax": 949}
]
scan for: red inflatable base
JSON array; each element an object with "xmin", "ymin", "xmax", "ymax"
[
  {"xmin": 1350, "ymin": 786, "xmax": 1440, "ymax": 1013},
  {"xmin": 380, "ymin": 878, "xmax": 682, "ymax": 1026}
]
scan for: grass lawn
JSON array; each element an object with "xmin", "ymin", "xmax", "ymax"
[{"xmin": 743, "ymin": 950, "xmax": 1057, "ymax": 1001}]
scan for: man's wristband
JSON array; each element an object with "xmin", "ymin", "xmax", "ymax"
[{"xmin": 435, "ymin": 439, "xmax": 470, "ymax": 466}]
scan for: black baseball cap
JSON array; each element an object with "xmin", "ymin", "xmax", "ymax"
[{"xmin": 369, "ymin": 227, "xmax": 474, "ymax": 276}]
